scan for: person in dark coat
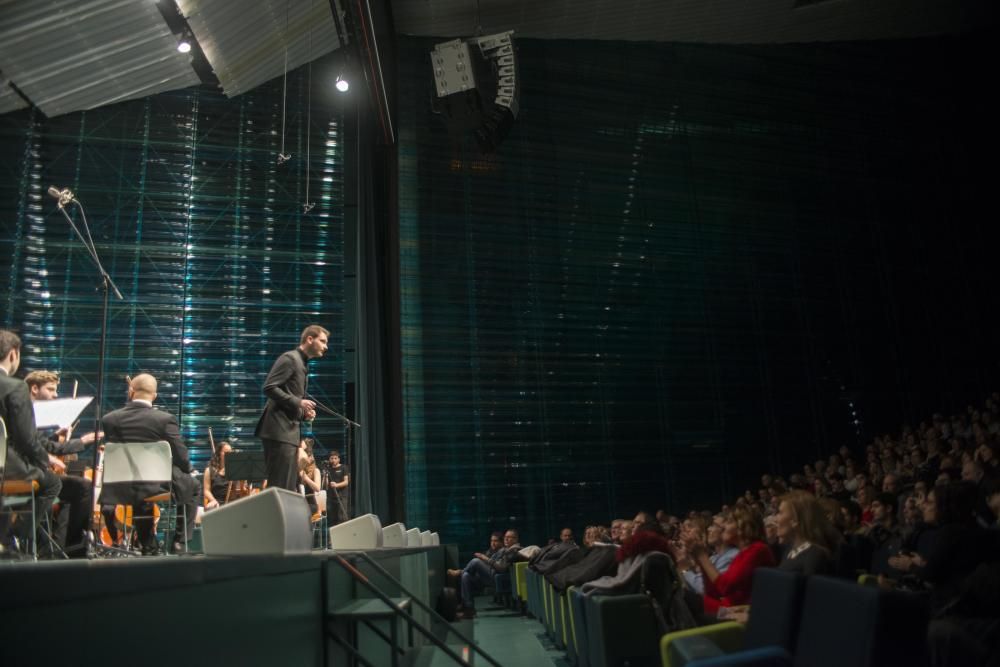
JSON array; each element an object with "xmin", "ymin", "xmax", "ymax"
[
  {"xmin": 0, "ymin": 330, "xmax": 61, "ymax": 548},
  {"xmin": 255, "ymin": 325, "xmax": 328, "ymax": 491},
  {"xmin": 775, "ymin": 490, "xmax": 843, "ymax": 576},
  {"xmin": 101, "ymin": 373, "xmax": 198, "ymax": 555}
]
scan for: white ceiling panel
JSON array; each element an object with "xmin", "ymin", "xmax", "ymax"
[
  {"xmin": 0, "ymin": 0, "xmax": 201, "ymax": 117},
  {"xmin": 177, "ymin": 0, "xmax": 343, "ymax": 98}
]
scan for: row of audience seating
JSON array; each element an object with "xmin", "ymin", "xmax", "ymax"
[
  {"xmin": 465, "ymin": 392, "xmax": 1000, "ymax": 666},
  {"xmin": 513, "ymin": 564, "xmax": 929, "ymax": 667}
]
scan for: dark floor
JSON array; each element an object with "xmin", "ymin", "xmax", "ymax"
[{"xmin": 472, "ymin": 596, "xmax": 569, "ymax": 667}]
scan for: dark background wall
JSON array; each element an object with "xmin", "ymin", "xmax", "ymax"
[{"xmin": 397, "ymin": 34, "xmax": 1000, "ymax": 551}]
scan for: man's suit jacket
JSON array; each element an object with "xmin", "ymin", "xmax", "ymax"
[
  {"xmin": 255, "ymin": 348, "xmax": 307, "ymax": 445},
  {"xmin": 0, "ymin": 371, "xmax": 48, "ymax": 471},
  {"xmin": 99, "ymin": 400, "xmax": 192, "ymax": 504}
]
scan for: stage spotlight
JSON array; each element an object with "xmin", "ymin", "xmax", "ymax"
[
  {"xmin": 335, "ymin": 75, "xmax": 349, "ymax": 92},
  {"xmin": 177, "ymin": 39, "xmax": 192, "ymax": 54}
]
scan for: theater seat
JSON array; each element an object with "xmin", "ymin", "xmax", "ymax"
[
  {"xmin": 687, "ymin": 647, "xmax": 792, "ymax": 667},
  {"xmin": 494, "ymin": 571, "xmax": 513, "ymax": 608},
  {"xmin": 569, "ymin": 588, "xmax": 590, "ymax": 667},
  {"xmin": 660, "ymin": 569, "xmax": 806, "ymax": 667},
  {"xmin": 741, "ymin": 569, "xmax": 806, "ymax": 651},
  {"xmin": 791, "ymin": 575, "xmax": 928, "ymax": 667},
  {"xmin": 669, "ymin": 575, "xmax": 929, "ymax": 667},
  {"xmin": 513, "ymin": 561, "xmax": 529, "ymax": 610},
  {"xmin": 586, "ymin": 593, "xmax": 662, "ymax": 667}
]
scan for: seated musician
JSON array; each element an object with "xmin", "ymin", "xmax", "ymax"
[
  {"xmin": 0, "ymin": 330, "xmax": 61, "ymax": 553},
  {"xmin": 297, "ymin": 438, "xmax": 322, "ymax": 520},
  {"xmin": 100, "ymin": 374, "xmax": 199, "ymax": 555},
  {"xmin": 24, "ymin": 370, "xmax": 102, "ymax": 557},
  {"xmin": 325, "ymin": 450, "xmax": 350, "ymax": 525},
  {"xmin": 203, "ymin": 441, "xmax": 234, "ymax": 510}
]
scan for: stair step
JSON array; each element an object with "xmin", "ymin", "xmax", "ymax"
[
  {"xmin": 330, "ymin": 596, "xmax": 411, "ymax": 619},
  {"xmin": 403, "ymin": 644, "xmax": 474, "ymax": 667}
]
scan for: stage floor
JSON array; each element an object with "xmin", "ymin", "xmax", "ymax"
[{"xmin": 0, "ymin": 545, "xmax": 455, "ymax": 667}]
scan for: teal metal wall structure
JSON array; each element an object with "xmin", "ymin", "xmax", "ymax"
[{"xmin": 0, "ymin": 72, "xmax": 346, "ymax": 467}]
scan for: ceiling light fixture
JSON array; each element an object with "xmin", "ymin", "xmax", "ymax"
[
  {"xmin": 335, "ymin": 75, "xmax": 349, "ymax": 93},
  {"xmin": 177, "ymin": 39, "xmax": 192, "ymax": 54}
]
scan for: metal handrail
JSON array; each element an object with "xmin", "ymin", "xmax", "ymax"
[
  {"xmin": 329, "ymin": 552, "xmax": 503, "ymax": 667},
  {"xmin": 352, "ymin": 551, "xmax": 504, "ymax": 666}
]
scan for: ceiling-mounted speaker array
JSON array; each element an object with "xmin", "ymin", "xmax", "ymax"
[{"xmin": 431, "ymin": 30, "xmax": 519, "ymax": 153}]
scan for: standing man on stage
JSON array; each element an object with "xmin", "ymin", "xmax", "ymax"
[
  {"xmin": 101, "ymin": 373, "xmax": 199, "ymax": 555},
  {"xmin": 0, "ymin": 330, "xmax": 62, "ymax": 547},
  {"xmin": 255, "ymin": 325, "xmax": 329, "ymax": 491}
]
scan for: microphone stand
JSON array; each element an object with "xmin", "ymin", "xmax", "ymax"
[
  {"xmin": 305, "ymin": 392, "xmax": 361, "ymax": 429},
  {"xmin": 53, "ymin": 191, "xmax": 125, "ymax": 557},
  {"xmin": 305, "ymin": 392, "xmax": 359, "ymax": 523}
]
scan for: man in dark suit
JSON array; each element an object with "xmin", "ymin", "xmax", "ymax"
[
  {"xmin": 255, "ymin": 325, "xmax": 329, "ymax": 491},
  {"xmin": 101, "ymin": 373, "xmax": 199, "ymax": 554},
  {"xmin": 0, "ymin": 330, "xmax": 62, "ymax": 549}
]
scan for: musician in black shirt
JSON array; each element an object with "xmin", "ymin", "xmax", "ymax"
[{"xmin": 325, "ymin": 450, "xmax": 350, "ymax": 525}]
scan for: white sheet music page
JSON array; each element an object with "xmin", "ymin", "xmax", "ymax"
[{"xmin": 32, "ymin": 396, "xmax": 94, "ymax": 429}]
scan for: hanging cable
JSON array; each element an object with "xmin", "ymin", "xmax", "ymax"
[
  {"xmin": 303, "ymin": 0, "xmax": 315, "ymax": 213},
  {"xmin": 277, "ymin": 0, "xmax": 292, "ymax": 165}
]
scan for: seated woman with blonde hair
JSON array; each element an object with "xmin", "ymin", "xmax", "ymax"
[
  {"xmin": 297, "ymin": 438, "xmax": 323, "ymax": 520},
  {"xmin": 684, "ymin": 506, "xmax": 776, "ymax": 615},
  {"xmin": 775, "ymin": 490, "xmax": 843, "ymax": 575}
]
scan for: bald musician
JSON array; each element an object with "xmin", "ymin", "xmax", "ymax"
[{"xmin": 100, "ymin": 374, "xmax": 198, "ymax": 555}]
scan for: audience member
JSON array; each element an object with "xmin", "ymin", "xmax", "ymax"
[
  {"xmin": 775, "ymin": 491, "xmax": 841, "ymax": 575},
  {"xmin": 455, "ymin": 529, "xmax": 522, "ymax": 618},
  {"xmin": 679, "ymin": 518, "xmax": 739, "ymax": 595},
  {"xmin": 684, "ymin": 507, "xmax": 775, "ymax": 615},
  {"xmin": 889, "ymin": 482, "xmax": 996, "ymax": 614}
]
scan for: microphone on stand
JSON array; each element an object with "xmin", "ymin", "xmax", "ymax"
[
  {"xmin": 47, "ymin": 187, "xmax": 125, "ymax": 301},
  {"xmin": 304, "ymin": 391, "xmax": 362, "ymax": 429},
  {"xmin": 47, "ymin": 185, "xmax": 76, "ymax": 208}
]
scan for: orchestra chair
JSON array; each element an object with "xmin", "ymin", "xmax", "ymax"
[
  {"xmin": 101, "ymin": 441, "xmax": 185, "ymax": 555},
  {"xmin": 0, "ymin": 416, "xmax": 62, "ymax": 560}
]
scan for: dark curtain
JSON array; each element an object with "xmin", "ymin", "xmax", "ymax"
[{"xmin": 348, "ymin": 82, "xmax": 403, "ymax": 522}]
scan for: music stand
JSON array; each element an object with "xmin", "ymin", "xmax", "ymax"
[{"xmin": 225, "ymin": 451, "xmax": 268, "ymax": 483}]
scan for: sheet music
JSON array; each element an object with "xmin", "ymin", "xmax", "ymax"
[{"xmin": 32, "ymin": 396, "xmax": 94, "ymax": 429}]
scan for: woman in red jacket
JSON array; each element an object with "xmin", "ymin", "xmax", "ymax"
[{"xmin": 684, "ymin": 506, "xmax": 775, "ymax": 615}]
